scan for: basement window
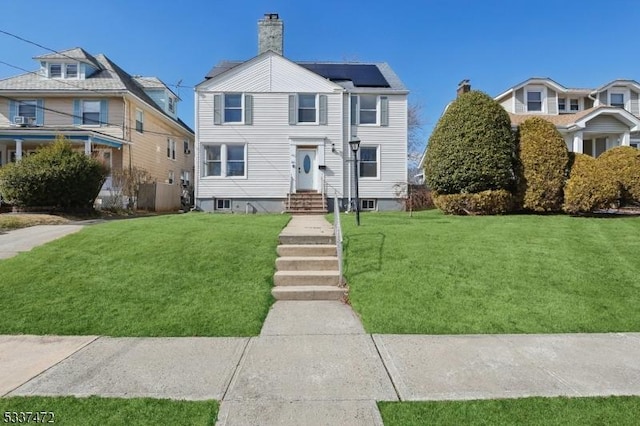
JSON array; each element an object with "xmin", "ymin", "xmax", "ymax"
[
  {"xmin": 360, "ymin": 199, "xmax": 376, "ymax": 211},
  {"xmin": 216, "ymin": 199, "xmax": 231, "ymax": 210}
]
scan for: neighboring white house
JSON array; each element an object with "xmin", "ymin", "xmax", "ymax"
[
  {"xmin": 494, "ymin": 78, "xmax": 640, "ymax": 156},
  {"xmin": 194, "ymin": 13, "xmax": 408, "ymax": 213}
]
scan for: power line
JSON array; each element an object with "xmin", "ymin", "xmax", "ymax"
[
  {"xmin": 0, "ymin": 94, "xmax": 190, "ymax": 140},
  {"xmin": 0, "ymin": 28, "xmax": 196, "ymax": 89}
]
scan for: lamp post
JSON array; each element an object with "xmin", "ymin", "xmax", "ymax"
[{"xmin": 349, "ymin": 137, "xmax": 361, "ymax": 226}]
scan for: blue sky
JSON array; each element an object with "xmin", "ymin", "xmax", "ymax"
[{"xmin": 2, "ymin": 0, "xmax": 640, "ymax": 147}]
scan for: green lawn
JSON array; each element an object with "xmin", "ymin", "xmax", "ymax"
[
  {"xmin": 378, "ymin": 396, "xmax": 640, "ymax": 426},
  {"xmin": 0, "ymin": 396, "xmax": 217, "ymax": 425},
  {"xmin": 0, "ymin": 213, "xmax": 289, "ymax": 336},
  {"xmin": 342, "ymin": 210, "xmax": 640, "ymax": 334}
]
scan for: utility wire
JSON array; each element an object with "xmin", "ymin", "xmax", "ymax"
[{"xmin": 0, "ymin": 28, "xmax": 195, "ymax": 89}]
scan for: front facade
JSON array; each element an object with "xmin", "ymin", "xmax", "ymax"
[
  {"xmin": 195, "ymin": 14, "xmax": 408, "ymax": 213},
  {"xmin": 495, "ymin": 78, "xmax": 640, "ymax": 156},
  {"xmin": 0, "ymin": 48, "xmax": 194, "ymax": 209}
]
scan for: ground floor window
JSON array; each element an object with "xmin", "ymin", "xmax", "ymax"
[
  {"xmin": 216, "ymin": 199, "xmax": 231, "ymax": 210},
  {"xmin": 359, "ymin": 146, "xmax": 378, "ymax": 178},
  {"xmin": 203, "ymin": 144, "xmax": 246, "ymax": 177},
  {"xmin": 180, "ymin": 170, "xmax": 190, "ymax": 186},
  {"xmin": 360, "ymin": 199, "xmax": 377, "ymax": 211},
  {"xmin": 168, "ymin": 170, "xmax": 175, "ymax": 185}
]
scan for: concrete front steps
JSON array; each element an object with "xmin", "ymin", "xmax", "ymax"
[
  {"xmin": 272, "ymin": 232, "xmax": 346, "ymax": 301},
  {"xmin": 284, "ymin": 192, "xmax": 328, "ymax": 214}
]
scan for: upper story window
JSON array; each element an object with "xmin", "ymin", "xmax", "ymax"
[
  {"xmin": 168, "ymin": 97, "xmax": 176, "ymax": 114},
  {"xmin": 224, "ymin": 94, "xmax": 242, "ymax": 122},
  {"xmin": 610, "ymin": 93, "xmax": 625, "ymax": 108},
  {"xmin": 66, "ymin": 64, "xmax": 78, "ymax": 79},
  {"xmin": 213, "ymin": 93, "xmax": 252, "ymax": 125},
  {"xmin": 183, "ymin": 140, "xmax": 190, "ymax": 154},
  {"xmin": 526, "ymin": 90, "xmax": 542, "ymax": 112},
  {"xmin": 570, "ymin": 99, "xmax": 579, "ymax": 112},
  {"xmin": 288, "ymin": 94, "xmax": 328, "ymax": 125},
  {"xmin": 359, "ymin": 95, "xmax": 378, "ymax": 124},
  {"xmin": 49, "ymin": 64, "xmax": 62, "ymax": 78},
  {"xmin": 135, "ymin": 109, "xmax": 144, "ymax": 133},
  {"xmin": 167, "ymin": 139, "xmax": 176, "ymax": 160},
  {"xmin": 351, "ymin": 95, "xmax": 389, "ymax": 126},
  {"xmin": 558, "ymin": 98, "xmax": 566, "ymax": 112},
  {"xmin": 17, "ymin": 100, "xmax": 37, "ymax": 120},
  {"xmin": 298, "ymin": 94, "xmax": 317, "ymax": 123},
  {"xmin": 82, "ymin": 100, "xmax": 101, "ymax": 125}
]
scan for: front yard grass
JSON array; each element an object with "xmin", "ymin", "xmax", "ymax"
[
  {"xmin": 343, "ymin": 210, "xmax": 640, "ymax": 334},
  {"xmin": 0, "ymin": 213, "xmax": 289, "ymax": 336},
  {"xmin": 378, "ymin": 396, "xmax": 640, "ymax": 425},
  {"xmin": 0, "ymin": 396, "xmax": 217, "ymax": 425}
]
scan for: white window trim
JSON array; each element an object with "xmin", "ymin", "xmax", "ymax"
[
  {"xmin": 223, "ymin": 93, "xmax": 244, "ymax": 124},
  {"xmin": 568, "ymin": 98, "xmax": 581, "ymax": 112},
  {"xmin": 216, "ymin": 199, "xmax": 232, "ymax": 210},
  {"xmin": 359, "ymin": 145, "xmax": 380, "ymax": 180},
  {"xmin": 47, "ymin": 62, "xmax": 80, "ymax": 79},
  {"xmin": 81, "ymin": 100, "xmax": 101, "ymax": 127},
  {"xmin": 558, "ymin": 97, "xmax": 566, "ymax": 112},
  {"xmin": 202, "ymin": 143, "xmax": 247, "ymax": 179},
  {"xmin": 135, "ymin": 108, "xmax": 144, "ymax": 133},
  {"xmin": 360, "ymin": 199, "xmax": 377, "ymax": 211},
  {"xmin": 525, "ymin": 85, "xmax": 547, "ymax": 113},
  {"xmin": 609, "ymin": 88, "xmax": 630, "ymax": 110},
  {"xmin": 357, "ymin": 94, "xmax": 380, "ymax": 126},
  {"xmin": 167, "ymin": 139, "xmax": 176, "ymax": 160},
  {"xmin": 168, "ymin": 96, "xmax": 176, "ymax": 114},
  {"xmin": 297, "ymin": 93, "xmax": 318, "ymax": 125}
]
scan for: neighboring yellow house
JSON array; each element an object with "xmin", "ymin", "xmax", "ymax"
[{"xmin": 0, "ymin": 48, "xmax": 194, "ymax": 210}]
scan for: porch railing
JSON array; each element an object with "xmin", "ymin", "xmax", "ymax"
[{"xmin": 333, "ymin": 193, "xmax": 345, "ymax": 286}]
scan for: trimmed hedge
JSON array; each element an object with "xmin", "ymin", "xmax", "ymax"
[
  {"xmin": 516, "ymin": 117, "xmax": 569, "ymax": 212},
  {"xmin": 433, "ymin": 189, "xmax": 515, "ymax": 215},
  {"xmin": 0, "ymin": 137, "xmax": 108, "ymax": 211},
  {"xmin": 597, "ymin": 146, "xmax": 640, "ymax": 205},
  {"xmin": 563, "ymin": 153, "xmax": 620, "ymax": 214},
  {"xmin": 424, "ymin": 91, "xmax": 516, "ymax": 195}
]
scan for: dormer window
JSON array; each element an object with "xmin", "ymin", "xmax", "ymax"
[
  {"xmin": 66, "ymin": 64, "xmax": 78, "ymax": 79},
  {"xmin": 168, "ymin": 97, "xmax": 176, "ymax": 114},
  {"xmin": 558, "ymin": 98, "xmax": 566, "ymax": 112},
  {"xmin": 49, "ymin": 64, "xmax": 62, "ymax": 78},
  {"xmin": 526, "ymin": 90, "xmax": 542, "ymax": 112},
  {"xmin": 570, "ymin": 99, "xmax": 579, "ymax": 112},
  {"xmin": 611, "ymin": 93, "xmax": 625, "ymax": 108}
]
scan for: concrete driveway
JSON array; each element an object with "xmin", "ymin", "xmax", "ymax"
[{"xmin": 0, "ymin": 224, "xmax": 84, "ymax": 259}]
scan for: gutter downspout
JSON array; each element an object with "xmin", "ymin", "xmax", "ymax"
[{"xmin": 122, "ymin": 95, "xmax": 132, "ymax": 172}]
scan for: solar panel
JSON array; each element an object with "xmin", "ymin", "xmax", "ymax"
[{"xmin": 300, "ymin": 64, "xmax": 390, "ymax": 88}]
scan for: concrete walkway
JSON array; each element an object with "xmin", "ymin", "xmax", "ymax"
[
  {"xmin": 0, "ymin": 224, "xmax": 84, "ymax": 259},
  {"xmin": 2, "ymin": 216, "xmax": 640, "ymax": 424}
]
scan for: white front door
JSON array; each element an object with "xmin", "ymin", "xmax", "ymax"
[{"xmin": 296, "ymin": 148, "xmax": 316, "ymax": 191}]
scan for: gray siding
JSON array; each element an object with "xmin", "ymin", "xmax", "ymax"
[
  {"xmin": 631, "ymin": 91, "xmax": 639, "ymax": 115},
  {"xmin": 499, "ymin": 96, "xmax": 512, "ymax": 113},
  {"xmin": 584, "ymin": 97, "xmax": 594, "ymax": 110},
  {"xmin": 547, "ymin": 89, "xmax": 557, "ymax": 114},
  {"xmin": 585, "ymin": 115, "xmax": 629, "ymax": 133},
  {"xmin": 599, "ymin": 91, "xmax": 607, "ymax": 105},
  {"xmin": 515, "ymin": 88, "xmax": 525, "ymax": 113}
]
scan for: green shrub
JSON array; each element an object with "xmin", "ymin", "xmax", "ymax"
[
  {"xmin": 516, "ymin": 117, "xmax": 569, "ymax": 212},
  {"xmin": 563, "ymin": 153, "xmax": 619, "ymax": 214},
  {"xmin": 597, "ymin": 146, "xmax": 640, "ymax": 205},
  {"xmin": 433, "ymin": 189, "xmax": 515, "ymax": 215},
  {"xmin": 0, "ymin": 137, "xmax": 108, "ymax": 211},
  {"xmin": 424, "ymin": 91, "xmax": 516, "ymax": 195}
]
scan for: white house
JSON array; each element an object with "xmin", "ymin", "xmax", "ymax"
[
  {"xmin": 494, "ymin": 78, "xmax": 640, "ymax": 156},
  {"xmin": 194, "ymin": 14, "xmax": 408, "ymax": 213}
]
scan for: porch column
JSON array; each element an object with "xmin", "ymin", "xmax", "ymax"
[
  {"xmin": 621, "ymin": 131, "xmax": 631, "ymax": 146},
  {"xmin": 15, "ymin": 139, "xmax": 23, "ymax": 161},
  {"xmin": 572, "ymin": 131, "xmax": 584, "ymax": 154},
  {"xmin": 85, "ymin": 137, "xmax": 92, "ymax": 156}
]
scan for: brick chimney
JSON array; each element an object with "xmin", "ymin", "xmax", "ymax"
[
  {"xmin": 258, "ymin": 13, "xmax": 284, "ymax": 55},
  {"xmin": 457, "ymin": 79, "xmax": 471, "ymax": 97}
]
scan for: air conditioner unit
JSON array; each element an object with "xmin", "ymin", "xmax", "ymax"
[{"xmin": 13, "ymin": 116, "xmax": 28, "ymax": 126}]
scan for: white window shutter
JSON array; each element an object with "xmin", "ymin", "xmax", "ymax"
[
  {"xmin": 213, "ymin": 94, "xmax": 222, "ymax": 125},
  {"xmin": 288, "ymin": 95, "xmax": 297, "ymax": 125},
  {"xmin": 244, "ymin": 94, "xmax": 253, "ymax": 125},
  {"xmin": 319, "ymin": 95, "xmax": 327, "ymax": 125},
  {"xmin": 380, "ymin": 96, "xmax": 389, "ymax": 127}
]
